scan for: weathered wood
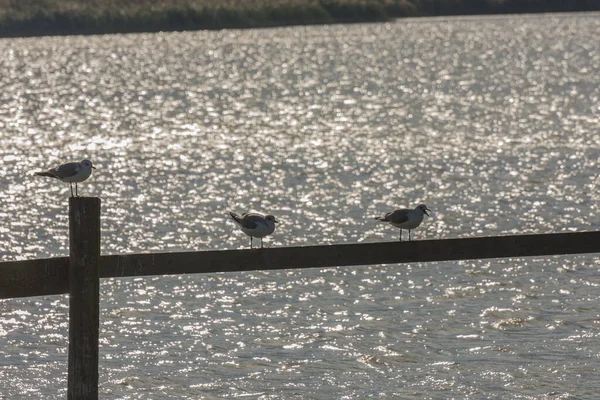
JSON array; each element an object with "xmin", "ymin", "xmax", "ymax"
[
  {"xmin": 1, "ymin": 231, "xmax": 599, "ymax": 300},
  {"xmin": 101, "ymin": 231, "xmax": 600, "ymax": 277},
  {"xmin": 0, "ymin": 257, "xmax": 68, "ymax": 299},
  {"xmin": 68, "ymin": 197, "xmax": 100, "ymax": 400}
]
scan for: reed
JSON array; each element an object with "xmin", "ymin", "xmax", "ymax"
[{"xmin": 0, "ymin": 0, "xmax": 598, "ymax": 37}]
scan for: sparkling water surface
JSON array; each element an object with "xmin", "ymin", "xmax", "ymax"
[{"xmin": 1, "ymin": 13, "xmax": 600, "ymax": 399}]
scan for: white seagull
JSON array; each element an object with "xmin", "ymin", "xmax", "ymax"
[
  {"xmin": 374, "ymin": 204, "xmax": 431, "ymax": 241},
  {"xmin": 229, "ymin": 212, "xmax": 279, "ymax": 249},
  {"xmin": 35, "ymin": 159, "xmax": 96, "ymax": 197}
]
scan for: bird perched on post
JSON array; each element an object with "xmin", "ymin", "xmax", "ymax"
[
  {"xmin": 229, "ymin": 211, "xmax": 279, "ymax": 249},
  {"xmin": 374, "ymin": 204, "xmax": 431, "ymax": 241},
  {"xmin": 34, "ymin": 159, "xmax": 96, "ymax": 197}
]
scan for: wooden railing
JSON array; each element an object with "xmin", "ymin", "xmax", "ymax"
[{"xmin": 1, "ymin": 197, "xmax": 599, "ymax": 399}]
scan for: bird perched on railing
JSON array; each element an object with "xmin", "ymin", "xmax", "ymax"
[
  {"xmin": 374, "ymin": 204, "xmax": 431, "ymax": 241},
  {"xmin": 34, "ymin": 159, "xmax": 96, "ymax": 197},
  {"xmin": 229, "ymin": 211, "xmax": 279, "ymax": 249}
]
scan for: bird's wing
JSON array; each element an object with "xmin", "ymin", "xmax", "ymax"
[
  {"xmin": 239, "ymin": 213, "xmax": 264, "ymax": 229},
  {"xmin": 53, "ymin": 162, "xmax": 81, "ymax": 179},
  {"xmin": 230, "ymin": 212, "xmax": 260, "ymax": 229},
  {"xmin": 386, "ymin": 209, "xmax": 410, "ymax": 223},
  {"xmin": 229, "ymin": 212, "xmax": 244, "ymax": 226}
]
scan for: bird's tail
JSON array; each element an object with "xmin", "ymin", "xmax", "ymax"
[
  {"xmin": 229, "ymin": 212, "xmax": 242, "ymax": 224},
  {"xmin": 34, "ymin": 171, "xmax": 56, "ymax": 178}
]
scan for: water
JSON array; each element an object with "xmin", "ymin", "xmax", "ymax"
[{"xmin": 1, "ymin": 13, "xmax": 600, "ymax": 398}]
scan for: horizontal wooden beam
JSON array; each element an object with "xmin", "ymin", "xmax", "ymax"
[
  {"xmin": 2, "ymin": 231, "xmax": 599, "ymax": 300},
  {"xmin": 0, "ymin": 257, "xmax": 69, "ymax": 299}
]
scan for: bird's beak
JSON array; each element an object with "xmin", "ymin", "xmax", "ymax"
[
  {"xmin": 274, "ymin": 218, "xmax": 280, "ymax": 223},
  {"xmin": 424, "ymin": 208, "xmax": 431, "ymax": 216},
  {"xmin": 92, "ymin": 166, "xmax": 97, "ymax": 169}
]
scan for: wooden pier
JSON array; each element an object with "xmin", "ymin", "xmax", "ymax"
[{"xmin": 1, "ymin": 197, "xmax": 599, "ymax": 398}]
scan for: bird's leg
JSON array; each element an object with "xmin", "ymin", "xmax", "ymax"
[
  {"xmin": 409, "ymin": 230, "xmax": 412, "ymax": 241},
  {"xmin": 399, "ymin": 229, "xmax": 402, "ymax": 242},
  {"xmin": 69, "ymin": 183, "xmax": 74, "ymax": 197},
  {"xmin": 75, "ymin": 183, "xmax": 78, "ymax": 197},
  {"xmin": 250, "ymin": 237, "xmax": 253, "ymax": 249},
  {"xmin": 261, "ymin": 238, "xmax": 264, "ymax": 248}
]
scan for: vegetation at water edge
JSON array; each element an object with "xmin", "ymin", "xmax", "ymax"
[{"xmin": 0, "ymin": 0, "xmax": 598, "ymax": 37}]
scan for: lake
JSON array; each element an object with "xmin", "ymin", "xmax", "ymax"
[{"xmin": 0, "ymin": 12, "xmax": 599, "ymax": 399}]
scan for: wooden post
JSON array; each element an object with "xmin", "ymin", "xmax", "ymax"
[{"xmin": 68, "ymin": 197, "xmax": 101, "ymax": 400}]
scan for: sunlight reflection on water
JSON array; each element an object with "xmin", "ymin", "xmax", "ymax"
[{"xmin": 0, "ymin": 13, "xmax": 599, "ymax": 399}]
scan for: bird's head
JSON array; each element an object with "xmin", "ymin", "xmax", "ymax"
[
  {"xmin": 265, "ymin": 215, "xmax": 279, "ymax": 224},
  {"xmin": 81, "ymin": 159, "xmax": 96, "ymax": 170},
  {"xmin": 417, "ymin": 204, "xmax": 431, "ymax": 216}
]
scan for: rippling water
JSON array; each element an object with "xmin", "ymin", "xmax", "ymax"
[{"xmin": 1, "ymin": 13, "xmax": 600, "ymax": 399}]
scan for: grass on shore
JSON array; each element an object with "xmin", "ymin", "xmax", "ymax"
[{"xmin": 0, "ymin": 0, "xmax": 598, "ymax": 37}]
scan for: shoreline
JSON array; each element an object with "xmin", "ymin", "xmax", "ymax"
[{"xmin": 1, "ymin": 1, "xmax": 599, "ymax": 38}]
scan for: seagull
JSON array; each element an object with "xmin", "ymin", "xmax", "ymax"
[
  {"xmin": 229, "ymin": 211, "xmax": 279, "ymax": 249},
  {"xmin": 374, "ymin": 204, "xmax": 431, "ymax": 241},
  {"xmin": 34, "ymin": 159, "xmax": 96, "ymax": 197}
]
